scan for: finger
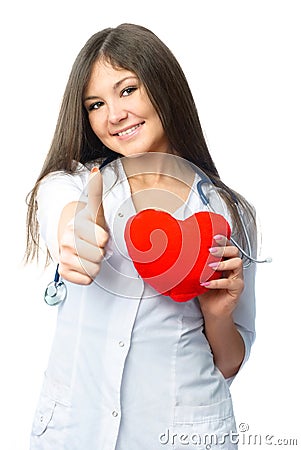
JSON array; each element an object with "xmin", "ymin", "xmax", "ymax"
[
  {"xmin": 209, "ymin": 245, "xmax": 240, "ymax": 259},
  {"xmin": 59, "ymin": 253, "xmax": 102, "ymax": 282},
  {"xmin": 209, "ymin": 257, "xmax": 243, "ymax": 273},
  {"xmin": 75, "ymin": 218, "xmax": 109, "ymax": 249},
  {"xmin": 61, "ymin": 218, "xmax": 108, "ymax": 254},
  {"xmin": 74, "ymin": 237, "xmax": 106, "ymax": 264},
  {"xmin": 87, "ymin": 167, "xmax": 106, "ymax": 229},
  {"xmin": 201, "ymin": 274, "xmax": 244, "ymax": 292},
  {"xmin": 59, "ymin": 268, "xmax": 93, "ymax": 286},
  {"xmin": 213, "ymin": 234, "xmax": 229, "ymax": 246}
]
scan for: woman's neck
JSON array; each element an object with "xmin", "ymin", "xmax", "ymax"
[{"xmin": 122, "ymin": 152, "xmax": 196, "ymax": 213}]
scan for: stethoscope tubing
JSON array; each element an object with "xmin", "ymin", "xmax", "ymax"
[{"xmin": 196, "ymin": 172, "xmax": 271, "ymax": 267}]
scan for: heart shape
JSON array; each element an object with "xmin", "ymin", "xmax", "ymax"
[{"xmin": 124, "ymin": 209, "xmax": 231, "ymax": 302}]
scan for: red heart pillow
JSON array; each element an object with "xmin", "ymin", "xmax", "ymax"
[{"xmin": 124, "ymin": 209, "xmax": 231, "ymax": 302}]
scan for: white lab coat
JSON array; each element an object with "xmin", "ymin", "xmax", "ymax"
[{"xmin": 30, "ymin": 159, "xmax": 256, "ymax": 450}]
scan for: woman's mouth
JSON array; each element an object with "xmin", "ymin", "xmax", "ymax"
[{"xmin": 114, "ymin": 122, "xmax": 144, "ymax": 137}]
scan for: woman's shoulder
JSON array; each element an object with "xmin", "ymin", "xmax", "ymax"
[{"xmin": 39, "ymin": 160, "xmax": 92, "ymax": 189}]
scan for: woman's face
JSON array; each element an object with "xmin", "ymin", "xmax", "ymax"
[{"xmin": 84, "ymin": 60, "xmax": 170, "ymax": 156}]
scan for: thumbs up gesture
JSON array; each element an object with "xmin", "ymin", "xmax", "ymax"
[{"xmin": 58, "ymin": 167, "xmax": 109, "ymax": 285}]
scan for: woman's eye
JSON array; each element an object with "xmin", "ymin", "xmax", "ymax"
[
  {"xmin": 121, "ymin": 86, "xmax": 137, "ymax": 97},
  {"xmin": 88, "ymin": 101, "xmax": 104, "ymax": 111}
]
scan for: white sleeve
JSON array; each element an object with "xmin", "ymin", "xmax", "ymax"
[
  {"xmin": 233, "ymin": 262, "xmax": 256, "ymax": 362},
  {"xmin": 226, "ymin": 217, "xmax": 257, "ymax": 385},
  {"xmin": 225, "ymin": 261, "xmax": 256, "ymax": 386},
  {"xmin": 36, "ymin": 169, "xmax": 89, "ymax": 262}
]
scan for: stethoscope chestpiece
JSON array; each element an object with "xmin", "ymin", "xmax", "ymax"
[
  {"xmin": 44, "ymin": 264, "xmax": 67, "ymax": 306},
  {"xmin": 44, "ymin": 280, "xmax": 67, "ymax": 306}
]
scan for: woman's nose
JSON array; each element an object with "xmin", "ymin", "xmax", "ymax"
[{"xmin": 107, "ymin": 101, "xmax": 128, "ymax": 124}]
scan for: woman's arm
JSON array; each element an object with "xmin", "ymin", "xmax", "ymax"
[
  {"xmin": 201, "ymin": 313, "xmax": 245, "ymax": 379},
  {"xmin": 198, "ymin": 235, "xmax": 246, "ymax": 378}
]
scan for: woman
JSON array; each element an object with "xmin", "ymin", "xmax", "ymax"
[{"xmin": 26, "ymin": 23, "xmax": 256, "ymax": 449}]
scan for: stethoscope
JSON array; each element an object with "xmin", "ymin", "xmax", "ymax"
[
  {"xmin": 196, "ymin": 171, "xmax": 272, "ymax": 268},
  {"xmin": 44, "ymin": 158, "xmax": 271, "ymax": 305}
]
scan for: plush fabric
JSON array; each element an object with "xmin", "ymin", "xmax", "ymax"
[{"xmin": 124, "ymin": 209, "xmax": 231, "ymax": 302}]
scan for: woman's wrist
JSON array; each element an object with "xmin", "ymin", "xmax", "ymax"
[{"xmin": 199, "ymin": 296, "xmax": 237, "ymax": 322}]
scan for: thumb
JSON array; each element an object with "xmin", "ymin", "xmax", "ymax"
[{"xmin": 87, "ymin": 167, "xmax": 106, "ymax": 229}]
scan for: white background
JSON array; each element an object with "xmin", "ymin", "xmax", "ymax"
[{"xmin": 1, "ymin": 1, "xmax": 300, "ymax": 448}]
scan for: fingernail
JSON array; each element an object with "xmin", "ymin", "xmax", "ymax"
[
  {"xmin": 200, "ymin": 281, "xmax": 211, "ymax": 287},
  {"xmin": 208, "ymin": 262, "xmax": 219, "ymax": 269},
  {"xmin": 209, "ymin": 247, "xmax": 218, "ymax": 254},
  {"xmin": 213, "ymin": 234, "xmax": 224, "ymax": 241},
  {"xmin": 91, "ymin": 167, "xmax": 99, "ymax": 173}
]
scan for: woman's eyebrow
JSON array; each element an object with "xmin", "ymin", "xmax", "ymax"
[
  {"xmin": 113, "ymin": 76, "xmax": 138, "ymax": 90},
  {"xmin": 84, "ymin": 95, "xmax": 101, "ymax": 102}
]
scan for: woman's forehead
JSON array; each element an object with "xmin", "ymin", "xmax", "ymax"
[{"xmin": 87, "ymin": 59, "xmax": 137, "ymax": 88}]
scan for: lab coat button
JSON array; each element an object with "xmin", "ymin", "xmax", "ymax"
[
  {"xmin": 118, "ymin": 212, "xmax": 124, "ymax": 218},
  {"xmin": 119, "ymin": 341, "xmax": 125, "ymax": 347},
  {"xmin": 112, "ymin": 410, "xmax": 119, "ymax": 417}
]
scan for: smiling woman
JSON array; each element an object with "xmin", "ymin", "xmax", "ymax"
[
  {"xmin": 25, "ymin": 23, "xmax": 257, "ymax": 450},
  {"xmin": 83, "ymin": 63, "xmax": 169, "ymax": 155}
]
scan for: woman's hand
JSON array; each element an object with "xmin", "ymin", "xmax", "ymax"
[
  {"xmin": 58, "ymin": 168, "xmax": 109, "ymax": 285},
  {"xmin": 198, "ymin": 235, "xmax": 244, "ymax": 318}
]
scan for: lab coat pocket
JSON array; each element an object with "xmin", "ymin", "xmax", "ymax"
[
  {"xmin": 30, "ymin": 375, "xmax": 71, "ymax": 448},
  {"xmin": 172, "ymin": 397, "xmax": 237, "ymax": 449},
  {"xmin": 32, "ymin": 396, "xmax": 56, "ymax": 436}
]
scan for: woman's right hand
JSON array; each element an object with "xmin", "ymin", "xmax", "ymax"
[{"xmin": 58, "ymin": 168, "xmax": 109, "ymax": 285}]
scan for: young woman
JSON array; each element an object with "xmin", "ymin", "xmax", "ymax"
[{"xmin": 26, "ymin": 23, "xmax": 256, "ymax": 450}]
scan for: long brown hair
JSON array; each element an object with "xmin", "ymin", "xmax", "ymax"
[{"xmin": 25, "ymin": 23, "xmax": 256, "ymax": 263}]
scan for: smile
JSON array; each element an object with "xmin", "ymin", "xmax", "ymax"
[{"xmin": 115, "ymin": 123, "xmax": 144, "ymax": 137}]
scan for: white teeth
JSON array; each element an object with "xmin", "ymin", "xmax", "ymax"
[{"xmin": 117, "ymin": 124, "xmax": 141, "ymax": 136}]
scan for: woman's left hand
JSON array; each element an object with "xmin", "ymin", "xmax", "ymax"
[{"xmin": 198, "ymin": 235, "xmax": 244, "ymax": 318}]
